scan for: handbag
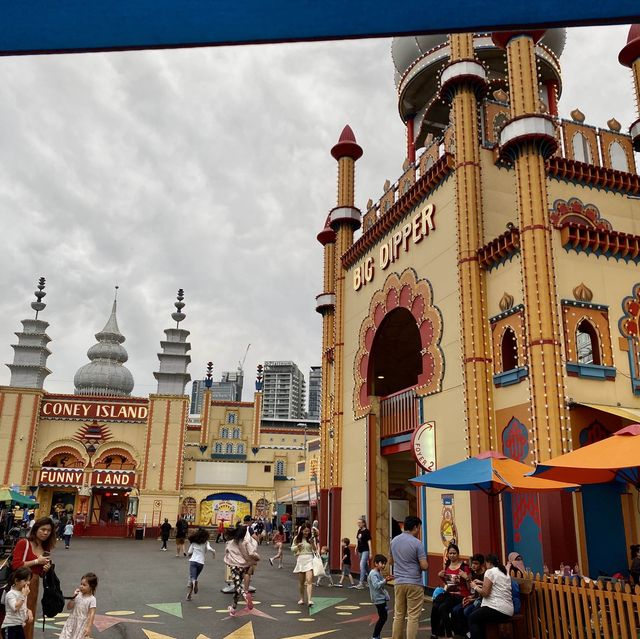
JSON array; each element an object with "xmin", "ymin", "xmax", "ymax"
[
  {"xmin": 312, "ymin": 553, "xmax": 325, "ymax": 578},
  {"xmin": 0, "ymin": 540, "xmax": 29, "ymax": 591}
]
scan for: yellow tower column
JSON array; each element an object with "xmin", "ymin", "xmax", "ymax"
[
  {"xmin": 326, "ymin": 125, "xmax": 363, "ymax": 490},
  {"xmin": 440, "ymin": 34, "xmax": 494, "ymax": 454},
  {"xmin": 619, "ymin": 24, "xmax": 640, "ymax": 153},
  {"xmin": 316, "ymin": 218, "xmax": 336, "ymax": 491},
  {"xmin": 493, "ymin": 31, "xmax": 568, "ymax": 461}
]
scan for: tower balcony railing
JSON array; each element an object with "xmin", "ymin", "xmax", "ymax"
[{"xmin": 379, "ymin": 387, "xmax": 418, "ymax": 438}]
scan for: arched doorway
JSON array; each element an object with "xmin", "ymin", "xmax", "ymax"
[{"xmin": 368, "ymin": 307, "xmax": 422, "ymax": 397}]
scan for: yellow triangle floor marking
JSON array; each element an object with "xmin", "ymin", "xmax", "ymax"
[
  {"xmin": 195, "ymin": 635, "xmax": 212, "ymax": 639},
  {"xmin": 279, "ymin": 630, "xmax": 339, "ymax": 639},
  {"xmin": 223, "ymin": 621, "xmax": 255, "ymax": 639},
  {"xmin": 142, "ymin": 630, "xmax": 178, "ymax": 639}
]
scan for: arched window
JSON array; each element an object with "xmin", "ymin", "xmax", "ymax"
[
  {"xmin": 227, "ymin": 413, "xmax": 236, "ymax": 424},
  {"xmin": 221, "ymin": 427, "xmax": 228, "ymax": 438},
  {"xmin": 275, "ymin": 460, "xmax": 285, "ymax": 476},
  {"xmin": 576, "ymin": 320, "xmax": 600, "ymax": 365},
  {"xmin": 214, "ymin": 442, "xmax": 222, "ymax": 453},
  {"xmin": 609, "ymin": 142, "xmax": 629, "ymax": 173},
  {"xmin": 572, "ymin": 132, "xmax": 592, "ymax": 164},
  {"xmin": 232, "ymin": 428, "xmax": 240, "ymax": 439},
  {"xmin": 226, "ymin": 443, "xmax": 234, "ymax": 454},
  {"xmin": 501, "ymin": 328, "xmax": 519, "ymax": 372},
  {"xmin": 237, "ymin": 443, "xmax": 244, "ymax": 454}
]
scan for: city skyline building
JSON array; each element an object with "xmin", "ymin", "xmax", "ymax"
[
  {"xmin": 190, "ymin": 369, "xmax": 244, "ymax": 414},
  {"xmin": 261, "ymin": 361, "xmax": 306, "ymax": 420},
  {"xmin": 307, "ymin": 366, "xmax": 321, "ymax": 421}
]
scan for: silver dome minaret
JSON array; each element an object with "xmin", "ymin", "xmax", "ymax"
[{"xmin": 74, "ymin": 288, "xmax": 134, "ymax": 396}]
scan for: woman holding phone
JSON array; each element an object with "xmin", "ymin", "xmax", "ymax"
[{"xmin": 11, "ymin": 516, "xmax": 56, "ymax": 639}]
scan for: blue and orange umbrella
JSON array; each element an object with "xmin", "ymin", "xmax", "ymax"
[{"xmin": 410, "ymin": 450, "xmax": 576, "ymax": 495}]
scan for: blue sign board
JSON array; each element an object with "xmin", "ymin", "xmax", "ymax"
[{"xmin": 1, "ymin": 1, "xmax": 638, "ymax": 56}]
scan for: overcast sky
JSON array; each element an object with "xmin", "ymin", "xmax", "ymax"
[{"xmin": 0, "ymin": 25, "xmax": 636, "ymax": 401}]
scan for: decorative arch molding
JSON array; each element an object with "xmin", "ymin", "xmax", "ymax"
[
  {"xmin": 94, "ymin": 446, "xmax": 137, "ymax": 469},
  {"xmin": 40, "ymin": 441, "xmax": 88, "ymax": 467},
  {"xmin": 618, "ymin": 282, "xmax": 640, "ymax": 394},
  {"xmin": 550, "ymin": 197, "xmax": 612, "ymax": 230},
  {"xmin": 353, "ymin": 268, "xmax": 444, "ymax": 419},
  {"xmin": 93, "ymin": 440, "xmax": 141, "ymax": 467}
]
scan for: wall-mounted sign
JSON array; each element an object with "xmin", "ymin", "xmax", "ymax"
[
  {"xmin": 411, "ymin": 421, "xmax": 436, "ymax": 472},
  {"xmin": 41, "ymin": 399, "xmax": 148, "ymax": 422},
  {"xmin": 353, "ymin": 203, "xmax": 436, "ymax": 291},
  {"xmin": 39, "ymin": 467, "xmax": 85, "ymax": 487},
  {"xmin": 91, "ymin": 470, "xmax": 136, "ymax": 488}
]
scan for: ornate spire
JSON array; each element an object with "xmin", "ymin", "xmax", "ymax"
[
  {"xmin": 74, "ymin": 291, "xmax": 134, "ymax": 396},
  {"xmin": 6, "ymin": 277, "xmax": 52, "ymax": 389},
  {"xmin": 31, "ymin": 277, "xmax": 47, "ymax": 319},
  {"xmin": 153, "ymin": 289, "xmax": 191, "ymax": 395},
  {"xmin": 172, "ymin": 288, "xmax": 186, "ymax": 327}
]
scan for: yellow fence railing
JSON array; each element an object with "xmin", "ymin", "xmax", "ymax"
[{"xmin": 524, "ymin": 574, "xmax": 640, "ymax": 639}]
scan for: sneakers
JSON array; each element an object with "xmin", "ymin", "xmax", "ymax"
[
  {"xmin": 186, "ymin": 583, "xmax": 193, "ymax": 601},
  {"xmin": 228, "ymin": 606, "xmax": 236, "ymax": 617},
  {"xmin": 162, "ymin": 548, "xmax": 167, "ymax": 551},
  {"xmin": 193, "ymin": 581, "xmax": 198, "ymax": 594},
  {"xmin": 348, "ymin": 585, "xmax": 358, "ymax": 589},
  {"xmin": 298, "ymin": 599, "xmax": 304, "ymax": 605},
  {"xmin": 355, "ymin": 583, "xmax": 366, "ymax": 590},
  {"xmin": 269, "ymin": 557, "xmax": 274, "ymax": 567},
  {"xmin": 308, "ymin": 601, "xmax": 314, "ymax": 607},
  {"xmin": 335, "ymin": 583, "xmax": 343, "ymax": 588},
  {"xmin": 243, "ymin": 591, "xmax": 254, "ymax": 610}
]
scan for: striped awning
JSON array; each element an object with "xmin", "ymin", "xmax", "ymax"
[{"xmin": 276, "ymin": 485, "xmax": 317, "ymax": 503}]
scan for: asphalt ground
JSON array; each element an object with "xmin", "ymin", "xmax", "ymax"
[{"xmin": 36, "ymin": 537, "xmax": 433, "ymax": 639}]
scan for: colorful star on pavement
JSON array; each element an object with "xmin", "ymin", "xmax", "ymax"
[
  {"xmin": 224, "ymin": 606, "xmax": 277, "ymax": 620},
  {"xmin": 94, "ymin": 614, "xmax": 161, "ymax": 632},
  {"xmin": 337, "ymin": 609, "xmax": 391, "ymax": 626},
  {"xmin": 146, "ymin": 602, "xmax": 184, "ymax": 618}
]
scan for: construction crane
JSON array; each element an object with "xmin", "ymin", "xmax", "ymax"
[{"xmin": 238, "ymin": 343, "xmax": 251, "ymax": 372}]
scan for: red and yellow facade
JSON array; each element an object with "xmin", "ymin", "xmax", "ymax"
[{"xmin": 319, "ymin": 28, "xmax": 640, "ymax": 579}]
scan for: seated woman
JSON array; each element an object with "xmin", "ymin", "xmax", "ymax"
[
  {"xmin": 451, "ymin": 553, "xmax": 485, "ymax": 636},
  {"xmin": 505, "ymin": 552, "xmax": 526, "ymax": 578},
  {"xmin": 467, "ymin": 554, "xmax": 514, "ymax": 639},
  {"xmin": 430, "ymin": 543, "xmax": 471, "ymax": 638}
]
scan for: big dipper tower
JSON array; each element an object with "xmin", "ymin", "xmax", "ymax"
[{"xmin": 317, "ymin": 126, "xmax": 362, "ymax": 550}]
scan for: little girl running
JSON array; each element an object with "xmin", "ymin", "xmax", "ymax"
[
  {"xmin": 59, "ymin": 573, "xmax": 97, "ymax": 639},
  {"xmin": 186, "ymin": 527, "xmax": 216, "ymax": 600},
  {"xmin": 269, "ymin": 525, "xmax": 285, "ymax": 569}
]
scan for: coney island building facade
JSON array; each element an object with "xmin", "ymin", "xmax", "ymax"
[
  {"xmin": 317, "ymin": 27, "xmax": 640, "ymax": 581},
  {"xmin": 0, "ymin": 288, "xmax": 318, "ymax": 533}
]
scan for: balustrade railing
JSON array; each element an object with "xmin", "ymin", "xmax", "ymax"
[{"xmin": 379, "ymin": 388, "xmax": 418, "ymax": 438}]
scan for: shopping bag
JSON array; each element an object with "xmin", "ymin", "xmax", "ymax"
[{"xmin": 312, "ymin": 554, "xmax": 325, "ymax": 577}]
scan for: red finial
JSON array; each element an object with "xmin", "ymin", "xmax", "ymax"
[
  {"xmin": 317, "ymin": 214, "xmax": 336, "ymax": 245},
  {"xmin": 492, "ymin": 30, "xmax": 545, "ymax": 49},
  {"xmin": 619, "ymin": 24, "xmax": 640, "ymax": 68},
  {"xmin": 331, "ymin": 124, "xmax": 363, "ymax": 161}
]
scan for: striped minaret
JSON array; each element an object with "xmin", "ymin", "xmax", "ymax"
[
  {"xmin": 493, "ymin": 30, "xmax": 568, "ymax": 461},
  {"xmin": 326, "ymin": 126, "xmax": 362, "ymax": 488},
  {"xmin": 440, "ymin": 34, "xmax": 494, "ymax": 454}
]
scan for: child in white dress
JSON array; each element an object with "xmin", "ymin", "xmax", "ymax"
[{"xmin": 59, "ymin": 573, "xmax": 97, "ymax": 639}]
